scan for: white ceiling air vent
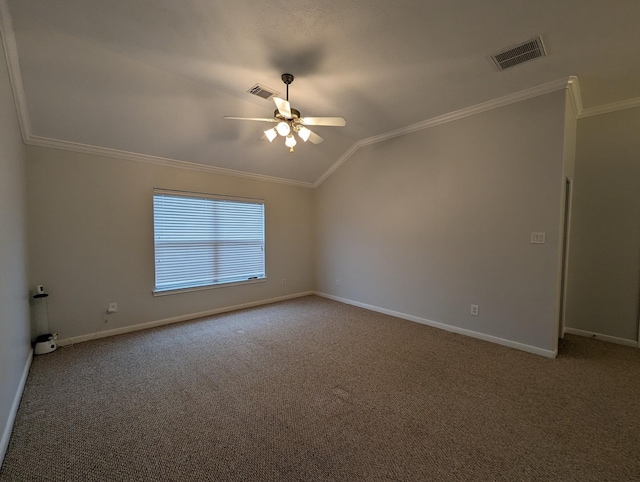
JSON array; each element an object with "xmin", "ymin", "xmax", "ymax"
[
  {"xmin": 491, "ymin": 36, "xmax": 547, "ymax": 71},
  {"xmin": 247, "ymin": 84, "xmax": 280, "ymax": 101}
]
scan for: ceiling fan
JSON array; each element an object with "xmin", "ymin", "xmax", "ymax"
[{"xmin": 224, "ymin": 73, "xmax": 346, "ymax": 152}]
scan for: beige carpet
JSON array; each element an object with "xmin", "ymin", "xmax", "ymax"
[{"xmin": 1, "ymin": 295, "xmax": 639, "ymax": 481}]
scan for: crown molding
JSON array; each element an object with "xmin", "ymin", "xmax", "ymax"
[
  {"xmin": 579, "ymin": 96, "xmax": 640, "ymax": 118},
  {"xmin": 0, "ymin": 0, "xmax": 312, "ymax": 189},
  {"xmin": 1, "ymin": 3, "xmax": 577, "ymax": 192},
  {"xmin": 313, "ymin": 141, "xmax": 363, "ymax": 187},
  {"xmin": 0, "ymin": 0, "xmax": 32, "ymax": 141},
  {"xmin": 566, "ymin": 74, "xmax": 640, "ymax": 119},
  {"xmin": 25, "ymin": 135, "xmax": 314, "ymax": 188},
  {"xmin": 314, "ymin": 77, "xmax": 575, "ymax": 188},
  {"xmin": 1, "ymin": 2, "xmax": 634, "ymax": 191}
]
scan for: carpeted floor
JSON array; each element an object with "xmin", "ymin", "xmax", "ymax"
[{"xmin": 1, "ymin": 295, "xmax": 639, "ymax": 481}]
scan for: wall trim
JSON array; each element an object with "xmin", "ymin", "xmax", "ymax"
[
  {"xmin": 0, "ymin": 348, "xmax": 32, "ymax": 467},
  {"xmin": 314, "ymin": 77, "xmax": 575, "ymax": 187},
  {"xmin": 579, "ymin": 97, "xmax": 640, "ymax": 118},
  {"xmin": 315, "ymin": 292, "xmax": 557, "ymax": 358},
  {"xmin": 0, "ymin": 12, "xmax": 586, "ymax": 190},
  {"xmin": 57, "ymin": 291, "xmax": 315, "ymax": 346},
  {"xmin": 0, "ymin": 0, "xmax": 313, "ymax": 189},
  {"xmin": 564, "ymin": 327, "xmax": 639, "ymax": 348},
  {"xmin": 26, "ymin": 135, "xmax": 314, "ymax": 189},
  {"xmin": 2, "ymin": 0, "xmax": 637, "ymax": 188}
]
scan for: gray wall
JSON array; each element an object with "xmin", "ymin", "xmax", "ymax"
[
  {"xmin": 565, "ymin": 107, "xmax": 640, "ymax": 342},
  {"xmin": 27, "ymin": 147, "xmax": 315, "ymax": 340},
  {"xmin": 0, "ymin": 35, "xmax": 31, "ymax": 461},
  {"xmin": 315, "ymin": 91, "xmax": 568, "ymax": 354}
]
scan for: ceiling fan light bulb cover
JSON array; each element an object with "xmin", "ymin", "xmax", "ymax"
[
  {"xmin": 298, "ymin": 126, "xmax": 311, "ymax": 142},
  {"xmin": 276, "ymin": 121, "xmax": 290, "ymax": 136},
  {"xmin": 285, "ymin": 135, "xmax": 297, "ymax": 148},
  {"xmin": 264, "ymin": 128, "xmax": 277, "ymax": 142}
]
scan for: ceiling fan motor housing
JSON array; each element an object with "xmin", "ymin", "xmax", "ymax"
[
  {"xmin": 281, "ymin": 73, "xmax": 294, "ymax": 85},
  {"xmin": 274, "ymin": 107, "xmax": 301, "ymax": 121}
]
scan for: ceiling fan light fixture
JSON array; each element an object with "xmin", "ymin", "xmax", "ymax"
[
  {"xmin": 225, "ymin": 73, "xmax": 345, "ymax": 153},
  {"xmin": 264, "ymin": 127, "xmax": 277, "ymax": 142},
  {"xmin": 276, "ymin": 121, "xmax": 290, "ymax": 137},
  {"xmin": 298, "ymin": 126, "xmax": 311, "ymax": 142},
  {"xmin": 285, "ymin": 134, "xmax": 297, "ymax": 149}
]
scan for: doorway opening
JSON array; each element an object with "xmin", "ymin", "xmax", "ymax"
[{"xmin": 558, "ymin": 178, "xmax": 573, "ymax": 340}]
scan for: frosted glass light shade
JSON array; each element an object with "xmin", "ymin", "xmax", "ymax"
[
  {"xmin": 276, "ymin": 121, "xmax": 290, "ymax": 136},
  {"xmin": 285, "ymin": 134, "xmax": 297, "ymax": 148},
  {"xmin": 264, "ymin": 128, "xmax": 277, "ymax": 142},
  {"xmin": 298, "ymin": 126, "xmax": 311, "ymax": 142}
]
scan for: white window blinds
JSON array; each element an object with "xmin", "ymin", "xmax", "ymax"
[{"xmin": 153, "ymin": 189, "xmax": 265, "ymax": 293}]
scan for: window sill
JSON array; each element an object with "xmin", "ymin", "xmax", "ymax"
[{"xmin": 152, "ymin": 277, "xmax": 267, "ymax": 297}]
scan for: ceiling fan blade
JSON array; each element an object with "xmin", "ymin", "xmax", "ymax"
[
  {"xmin": 273, "ymin": 97, "xmax": 292, "ymax": 119},
  {"xmin": 300, "ymin": 116, "xmax": 346, "ymax": 126},
  {"xmin": 307, "ymin": 129, "xmax": 324, "ymax": 144},
  {"xmin": 224, "ymin": 116, "xmax": 277, "ymax": 122}
]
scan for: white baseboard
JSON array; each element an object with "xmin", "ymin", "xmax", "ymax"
[
  {"xmin": 57, "ymin": 291, "xmax": 315, "ymax": 346},
  {"xmin": 1, "ymin": 348, "xmax": 33, "ymax": 467},
  {"xmin": 564, "ymin": 327, "xmax": 639, "ymax": 347},
  {"xmin": 315, "ymin": 292, "xmax": 557, "ymax": 359}
]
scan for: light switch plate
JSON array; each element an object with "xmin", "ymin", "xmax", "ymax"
[{"xmin": 530, "ymin": 232, "xmax": 546, "ymax": 244}]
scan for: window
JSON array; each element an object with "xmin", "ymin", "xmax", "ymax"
[{"xmin": 153, "ymin": 189, "xmax": 265, "ymax": 294}]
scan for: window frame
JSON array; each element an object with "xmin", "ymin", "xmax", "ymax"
[{"xmin": 152, "ymin": 188, "xmax": 267, "ymax": 296}]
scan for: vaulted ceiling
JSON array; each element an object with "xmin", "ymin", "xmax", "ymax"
[{"xmin": 4, "ymin": 0, "xmax": 640, "ymax": 185}]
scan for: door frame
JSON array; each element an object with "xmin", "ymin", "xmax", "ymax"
[{"xmin": 558, "ymin": 177, "xmax": 573, "ymax": 339}]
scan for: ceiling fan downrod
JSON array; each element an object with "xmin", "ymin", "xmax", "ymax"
[{"xmin": 281, "ymin": 73, "xmax": 294, "ymax": 101}]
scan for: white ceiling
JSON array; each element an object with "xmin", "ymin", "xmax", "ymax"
[{"xmin": 5, "ymin": 0, "xmax": 640, "ymax": 185}]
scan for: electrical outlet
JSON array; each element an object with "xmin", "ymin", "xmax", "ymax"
[
  {"xmin": 470, "ymin": 304, "xmax": 479, "ymax": 316},
  {"xmin": 107, "ymin": 302, "xmax": 118, "ymax": 313},
  {"xmin": 336, "ymin": 279, "xmax": 340, "ymax": 286},
  {"xmin": 281, "ymin": 278, "xmax": 286, "ymax": 285}
]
